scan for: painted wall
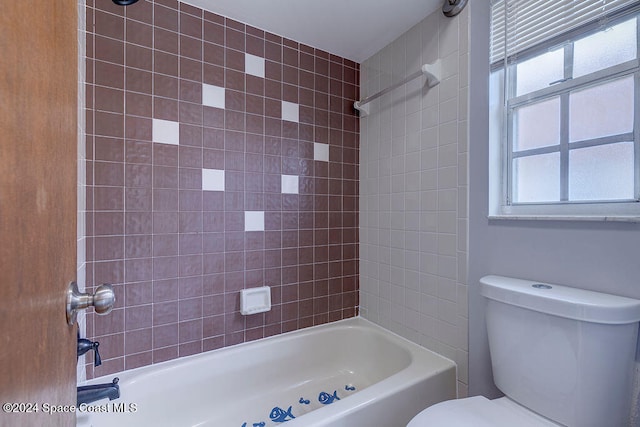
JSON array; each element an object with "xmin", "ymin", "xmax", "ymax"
[
  {"xmin": 359, "ymin": 7, "xmax": 470, "ymax": 395},
  {"xmin": 468, "ymin": 2, "xmax": 640, "ymax": 424},
  {"xmin": 84, "ymin": 0, "xmax": 359, "ymax": 378}
]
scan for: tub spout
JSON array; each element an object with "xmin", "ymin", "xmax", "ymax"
[{"xmin": 77, "ymin": 377, "xmax": 120, "ymax": 405}]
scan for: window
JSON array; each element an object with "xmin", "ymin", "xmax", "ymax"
[{"xmin": 489, "ymin": 0, "xmax": 640, "ymax": 220}]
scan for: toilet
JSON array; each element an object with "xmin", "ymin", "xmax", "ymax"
[{"xmin": 408, "ymin": 275, "xmax": 640, "ymax": 427}]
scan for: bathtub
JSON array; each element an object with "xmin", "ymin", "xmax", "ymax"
[{"xmin": 76, "ymin": 317, "xmax": 456, "ymax": 427}]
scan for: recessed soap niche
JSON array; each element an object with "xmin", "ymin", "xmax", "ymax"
[{"xmin": 240, "ymin": 286, "xmax": 272, "ymax": 315}]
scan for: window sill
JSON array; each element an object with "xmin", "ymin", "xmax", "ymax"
[{"xmin": 488, "ymin": 214, "xmax": 640, "ymax": 223}]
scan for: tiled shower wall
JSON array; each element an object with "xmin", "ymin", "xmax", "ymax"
[
  {"xmin": 77, "ymin": 0, "xmax": 88, "ymax": 384},
  {"xmin": 359, "ymin": 7, "xmax": 469, "ymax": 395},
  {"xmin": 84, "ymin": 0, "xmax": 359, "ymax": 378}
]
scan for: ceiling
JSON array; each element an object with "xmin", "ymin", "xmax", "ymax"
[{"xmin": 181, "ymin": 0, "xmax": 443, "ymax": 63}]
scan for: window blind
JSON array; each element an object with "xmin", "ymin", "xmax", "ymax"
[{"xmin": 490, "ymin": 0, "xmax": 639, "ymax": 65}]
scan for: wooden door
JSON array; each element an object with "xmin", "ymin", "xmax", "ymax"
[{"xmin": 0, "ymin": 1, "xmax": 78, "ymax": 426}]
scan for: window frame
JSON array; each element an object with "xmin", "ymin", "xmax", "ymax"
[{"xmin": 489, "ymin": 10, "xmax": 640, "ymax": 221}]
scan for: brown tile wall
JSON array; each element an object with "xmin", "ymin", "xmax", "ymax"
[{"xmin": 85, "ymin": 0, "xmax": 359, "ymax": 378}]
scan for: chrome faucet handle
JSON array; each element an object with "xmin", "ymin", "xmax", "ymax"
[{"xmin": 66, "ymin": 282, "xmax": 115, "ymax": 325}]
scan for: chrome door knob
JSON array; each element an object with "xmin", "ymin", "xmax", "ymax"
[
  {"xmin": 92, "ymin": 285, "xmax": 116, "ymax": 314},
  {"xmin": 66, "ymin": 282, "xmax": 115, "ymax": 325}
]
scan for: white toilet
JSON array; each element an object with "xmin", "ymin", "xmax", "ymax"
[{"xmin": 408, "ymin": 275, "xmax": 640, "ymax": 427}]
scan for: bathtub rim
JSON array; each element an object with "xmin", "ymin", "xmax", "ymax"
[{"xmin": 81, "ymin": 316, "xmax": 456, "ymax": 388}]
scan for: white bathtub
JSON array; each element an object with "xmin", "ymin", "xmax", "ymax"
[{"xmin": 76, "ymin": 317, "xmax": 456, "ymax": 427}]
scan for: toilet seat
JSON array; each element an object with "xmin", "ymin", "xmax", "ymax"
[{"xmin": 407, "ymin": 396, "xmax": 561, "ymax": 427}]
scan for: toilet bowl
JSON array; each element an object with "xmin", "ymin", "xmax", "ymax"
[
  {"xmin": 407, "ymin": 396, "xmax": 560, "ymax": 427},
  {"xmin": 407, "ymin": 275, "xmax": 640, "ymax": 427}
]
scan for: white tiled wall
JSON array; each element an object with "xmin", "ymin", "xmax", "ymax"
[
  {"xmin": 359, "ymin": 6, "xmax": 469, "ymax": 396},
  {"xmin": 77, "ymin": 0, "xmax": 87, "ymax": 384}
]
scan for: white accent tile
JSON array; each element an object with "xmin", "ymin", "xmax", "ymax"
[
  {"xmin": 281, "ymin": 101, "xmax": 299, "ymax": 123},
  {"xmin": 245, "ymin": 211, "xmax": 265, "ymax": 232},
  {"xmin": 281, "ymin": 175, "xmax": 299, "ymax": 194},
  {"xmin": 202, "ymin": 84, "xmax": 226, "ymax": 109},
  {"xmin": 314, "ymin": 142, "xmax": 329, "ymax": 162},
  {"xmin": 245, "ymin": 53, "xmax": 265, "ymax": 78},
  {"xmin": 152, "ymin": 119, "xmax": 180, "ymax": 145},
  {"xmin": 202, "ymin": 169, "xmax": 225, "ymax": 192}
]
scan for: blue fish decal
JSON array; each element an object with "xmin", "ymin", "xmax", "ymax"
[
  {"xmin": 318, "ymin": 390, "xmax": 340, "ymax": 405},
  {"xmin": 299, "ymin": 397, "xmax": 310, "ymax": 405},
  {"xmin": 242, "ymin": 424, "xmax": 246, "ymax": 427},
  {"xmin": 253, "ymin": 423, "xmax": 266, "ymax": 427},
  {"xmin": 270, "ymin": 406, "xmax": 295, "ymax": 422},
  {"xmin": 345, "ymin": 385, "xmax": 356, "ymax": 391}
]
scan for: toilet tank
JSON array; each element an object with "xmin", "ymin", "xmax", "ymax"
[{"xmin": 481, "ymin": 275, "xmax": 640, "ymax": 427}]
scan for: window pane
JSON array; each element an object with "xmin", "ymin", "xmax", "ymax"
[
  {"xmin": 514, "ymin": 97, "xmax": 561, "ymax": 151},
  {"xmin": 569, "ymin": 142, "xmax": 635, "ymax": 201},
  {"xmin": 516, "ymin": 49, "xmax": 564, "ymax": 96},
  {"xmin": 574, "ymin": 18, "xmax": 637, "ymax": 78},
  {"xmin": 569, "ymin": 76, "xmax": 634, "ymax": 142},
  {"xmin": 513, "ymin": 153, "xmax": 560, "ymax": 203}
]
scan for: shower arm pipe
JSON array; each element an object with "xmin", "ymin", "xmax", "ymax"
[{"xmin": 354, "ymin": 60, "xmax": 441, "ymax": 117}]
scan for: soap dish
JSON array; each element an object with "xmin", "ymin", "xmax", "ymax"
[{"xmin": 240, "ymin": 286, "xmax": 271, "ymax": 315}]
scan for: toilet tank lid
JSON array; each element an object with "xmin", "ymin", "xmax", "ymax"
[{"xmin": 480, "ymin": 275, "xmax": 640, "ymax": 324}]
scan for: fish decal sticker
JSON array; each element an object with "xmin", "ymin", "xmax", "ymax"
[
  {"xmin": 318, "ymin": 390, "xmax": 340, "ymax": 405},
  {"xmin": 345, "ymin": 385, "xmax": 356, "ymax": 391},
  {"xmin": 299, "ymin": 397, "xmax": 310, "ymax": 405},
  {"xmin": 270, "ymin": 406, "xmax": 296, "ymax": 423}
]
